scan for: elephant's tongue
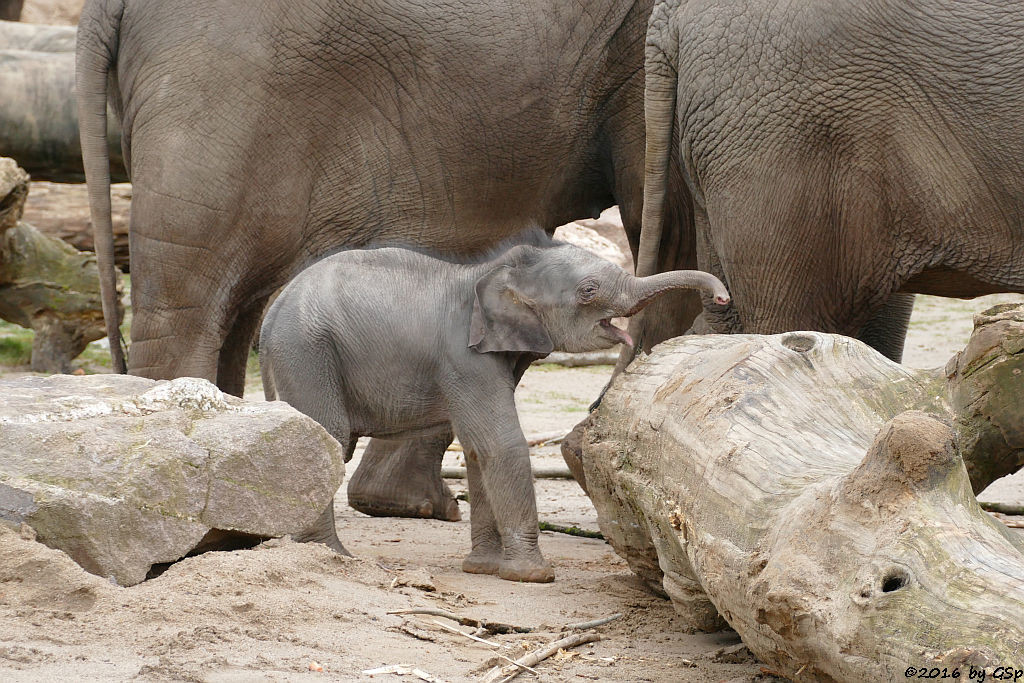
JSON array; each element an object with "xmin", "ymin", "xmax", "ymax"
[{"xmin": 601, "ymin": 319, "xmax": 633, "ymax": 347}]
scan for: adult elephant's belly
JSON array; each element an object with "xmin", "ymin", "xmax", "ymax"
[{"xmin": 901, "ymin": 267, "xmax": 1024, "ymax": 299}]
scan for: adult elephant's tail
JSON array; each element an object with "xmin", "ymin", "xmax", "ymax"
[
  {"xmin": 76, "ymin": 0, "xmax": 126, "ymax": 373},
  {"xmin": 636, "ymin": 4, "xmax": 679, "ymax": 279}
]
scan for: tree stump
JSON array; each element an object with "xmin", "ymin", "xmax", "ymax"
[
  {"xmin": 0, "ymin": 157, "xmax": 119, "ymax": 372},
  {"xmin": 21, "ymin": 181, "xmax": 131, "ymax": 271},
  {"xmin": 580, "ymin": 319, "xmax": 1024, "ymax": 680},
  {"xmin": 0, "ymin": 2, "xmax": 23, "ymax": 22}
]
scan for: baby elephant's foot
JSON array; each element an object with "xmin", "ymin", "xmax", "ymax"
[
  {"xmin": 498, "ymin": 557, "xmax": 555, "ymax": 583},
  {"xmin": 461, "ymin": 546, "xmax": 502, "ymax": 575}
]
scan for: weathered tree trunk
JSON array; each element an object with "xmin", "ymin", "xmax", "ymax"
[
  {"xmin": 581, "ymin": 321, "xmax": 1024, "ymax": 680},
  {"xmin": 22, "ymin": 181, "xmax": 131, "ymax": 271},
  {"xmin": 0, "ymin": 22, "xmax": 126, "ymax": 182},
  {"xmin": 947, "ymin": 304, "xmax": 1024, "ymax": 491},
  {"xmin": 0, "ymin": 157, "xmax": 119, "ymax": 371},
  {"xmin": 0, "ymin": 18, "xmax": 72, "ymax": 50}
]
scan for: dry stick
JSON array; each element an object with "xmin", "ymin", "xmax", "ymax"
[
  {"xmin": 561, "ymin": 613, "xmax": 622, "ymax": 631},
  {"xmin": 981, "ymin": 501, "xmax": 1024, "ymax": 516},
  {"xmin": 388, "ymin": 608, "xmax": 622, "ymax": 635},
  {"xmin": 482, "ymin": 631, "xmax": 602, "ymax": 683},
  {"xmin": 446, "ymin": 433, "xmax": 566, "ymax": 453},
  {"xmin": 386, "ymin": 608, "xmax": 533, "ymax": 634},
  {"xmin": 431, "ymin": 620, "xmax": 501, "ymax": 648},
  {"xmin": 496, "ymin": 656, "xmax": 540, "ymax": 676},
  {"xmin": 441, "ymin": 466, "xmax": 574, "ymax": 480}
]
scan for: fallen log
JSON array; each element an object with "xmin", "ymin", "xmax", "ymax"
[
  {"xmin": 21, "ymin": 181, "xmax": 131, "ymax": 271},
  {"xmin": 0, "ymin": 157, "xmax": 120, "ymax": 371},
  {"xmin": 0, "ymin": 18, "xmax": 73, "ymax": 51},
  {"xmin": 582, "ymin": 322, "xmax": 1024, "ymax": 679},
  {"xmin": 0, "ymin": 32, "xmax": 126, "ymax": 182}
]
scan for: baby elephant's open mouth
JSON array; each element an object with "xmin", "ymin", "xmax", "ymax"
[{"xmin": 599, "ymin": 318, "xmax": 633, "ymax": 347}]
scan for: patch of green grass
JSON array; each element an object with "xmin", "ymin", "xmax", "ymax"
[
  {"xmin": 0, "ymin": 334, "xmax": 31, "ymax": 366},
  {"xmin": 77, "ymin": 340, "xmax": 113, "ymax": 370},
  {"xmin": 244, "ymin": 348, "xmax": 263, "ymax": 396},
  {"xmin": 0, "ymin": 319, "xmax": 33, "ymax": 367}
]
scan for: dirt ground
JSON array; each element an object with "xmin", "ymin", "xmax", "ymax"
[{"xmin": 1, "ymin": 294, "xmax": 1023, "ymax": 682}]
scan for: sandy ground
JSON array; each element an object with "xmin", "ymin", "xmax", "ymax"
[{"xmin": 2, "ymin": 294, "xmax": 1023, "ymax": 682}]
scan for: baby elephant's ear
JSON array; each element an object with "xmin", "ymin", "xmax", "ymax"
[{"xmin": 469, "ymin": 265, "xmax": 554, "ymax": 354}]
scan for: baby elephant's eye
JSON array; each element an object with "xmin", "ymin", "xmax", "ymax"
[{"xmin": 576, "ymin": 281, "xmax": 599, "ymax": 303}]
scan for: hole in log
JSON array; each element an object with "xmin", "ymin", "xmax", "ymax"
[
  {"xmin": 781, "ymin": 333, "xmax": 816, "ymax": 353},
  {"xmin": 881, "ymin": 568, "xmax": 909, "ymax": 593}
]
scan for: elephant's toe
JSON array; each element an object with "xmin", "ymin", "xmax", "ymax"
[
  {"xmin": 461, "ymin": 549, "xmax": 501, "ymax": 575},
  {"xmin": 498, "ymin": 559, "xmax": 555, "ymax": 583}
]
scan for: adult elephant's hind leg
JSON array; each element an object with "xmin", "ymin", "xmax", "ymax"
[
  {"xmin": 217, "ymin": 298, "xmax": 270, "ymax": 397},
  {"xmin": 856, "ymin": 293, "xmax": 915, "ymax": 363},
  {"xmin": 347, "ymin": 432, "xmax": 462, "ymax": 521},
  {"xmin": 126, "ymin": 190, "xmax": 239, "ymax": 383}
]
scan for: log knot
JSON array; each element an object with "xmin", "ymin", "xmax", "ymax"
[{"xmin": 843, "ymin": 411, "xmax": 960, "ymax": 502}]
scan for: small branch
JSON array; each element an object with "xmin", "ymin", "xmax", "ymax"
[
  {"xmin": 441, "ymin": 466, "xmax": 574, "ymax": 480},
  {"xmin": 431, "ymin": 620, "xmax": 501, "ymax": 648},
  {"xmin": 362, "ymin": 665, "xmax": 446, "ymax": 682},
  {"xmin": 562, "ymin": 613, "xmax": 622, "ymax": 631},
  {"xmin": 482, "ymin": 631, "xmax": 602, "ymax": 683},
  {"xmin": 526, "ymin": 432, "xmax": 566, "ymax": 447},
  {"xmin": 538, "ymin": 521, "xmax": 604, "ymax": 539},
  {"xmin": 446, "ymin": 433, "xmax": 566, "ymax": 453},
  {"xmin": 496, "ymin": 655, "xmax": 539, "ymax": 676},
  {"xmin": 386, "ymin": 608, "xmax": 533, "ymax": 634},
  {"xmin": 981, "ymin": 501, "xmax": 1024, "ymax": 516}
]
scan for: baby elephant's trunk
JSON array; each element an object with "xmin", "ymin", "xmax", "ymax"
[{"xmin": 621, "ymin": 270, "xmax": 730, "ymax": 316}]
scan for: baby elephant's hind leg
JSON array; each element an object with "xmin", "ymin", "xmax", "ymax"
[
  {"xmin": 291, "ymin": 504, "xmax": 350, "ymax": 556},
  {"xmin": 261, "ymin": 345, "xmax": 351, "ymax": 555}
]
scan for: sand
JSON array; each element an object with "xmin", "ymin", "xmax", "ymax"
[{"xmin": 2, "ymin": 293, "xmax": 1023, "ymax": 682}]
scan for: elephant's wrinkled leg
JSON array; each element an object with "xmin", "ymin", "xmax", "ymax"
[
  {"xmin": 460, "ymin": 450, "xmax": 502, "ymax": 575},
  {"xmin": 451, "ymin": 394, "xmax": 553, "ymax": 583},
  {"xmin": 216, "ymin": 299, "xmax": 268, "ymax": 397},
  {"xmin": 347, "ymin": 432, "xmax": 461, "ymax": 521},
  {"xmin": 857, "ymin": 293, "xmax": 915, "ymax": 363},
  {"xmin": 291, "ymin": 502, "xmax": 350, "ymax": 556},
  {"xmin": 126, "ymin": 205, "xmax": 233, "ymax": 383},
  {"xmin": 260, "ymin": 338, "xmax": 351, "ymax": 553}
]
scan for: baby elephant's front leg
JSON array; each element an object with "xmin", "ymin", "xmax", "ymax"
[{"xmin": 452, "ymin": 398, "xmax": 553, "ymax": 583}]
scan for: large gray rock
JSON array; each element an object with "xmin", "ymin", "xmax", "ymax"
[{"xmin": 0, "ymin": 375, "xmax": 345, "ymax": 585}]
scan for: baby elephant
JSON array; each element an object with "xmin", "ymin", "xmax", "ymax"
[{"xmin": 260, "ymin": 231, "xmax": 729, "ymax": 582}]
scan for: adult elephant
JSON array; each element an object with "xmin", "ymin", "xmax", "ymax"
[
  {"xmin": 77, "ymin": 0, "xmax": 701, "ymax": 519},
  {"xmin": 635, "ymin": 0, "xmax": 1024, "ymax": 358}
]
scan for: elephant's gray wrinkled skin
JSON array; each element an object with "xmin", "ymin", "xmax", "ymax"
[
  {"xmin": 77, "ymin": 0, "xmax": 702, "ymax": 528},
  {"xmin": 638, "ymin": 0, "xmax": 1024, "ymax": 347},
  {"xmin": 259, "ymin": 232, "xmax": 728, "ymax": 583},
  {"xmin": 77, "ymin": 0, "xmax": 703, "ymax": 392}
]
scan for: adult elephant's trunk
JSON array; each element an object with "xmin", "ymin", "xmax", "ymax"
[
  {"xmin": 77, "ymin": 0, "xmax": 126, "ymax": 373},
  {"xmin": 621, "ymin": 270, "xmax": 730, "ymax": 317},
  {"xmin": 635, "ymin": 34, "xmax": 678, "ymax": 279}
]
